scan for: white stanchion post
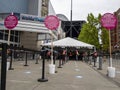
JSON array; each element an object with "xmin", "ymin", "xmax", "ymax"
[
  {"xmin": 7, "ymin": 61, "xmax": 10, "ymax": 71},
  {"xmin": 107, "ymin": 30, "xmax": 115, "ymax": 78},
  {"xmin": 49, "ymin": 34, "xmax": 55, "ymax": 74}
]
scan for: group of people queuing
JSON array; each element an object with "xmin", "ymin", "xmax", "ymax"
[
  {"xmin": 46, "ymin": 49, "xmax": 98, "ymax": 62},
  {"xmin": 45, "ymin": 48, "xmax": 99, "ymax": 67},
  {"xmin": 5, "ymin": 47, "xmax": 99, "ymax": 68},
  {"xmin": 46, "ymin": 49, "xmax": 67, "ymax": 65}
]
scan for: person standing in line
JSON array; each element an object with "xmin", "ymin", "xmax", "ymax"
[
  {"xmin": 46, "ymin": 50, "xmax": 51, "ymax": 61},
  {"xmin": 93, "ymin": 51, "xmax": 98, "ymax": 67},
  {"xmin": 69, "ymin": 50, "xmax": 72, "ymax": 60},
  {"xmin": 62, "ymin": 50, "xmax": 66, "ymax": 65},
  {"xmin": 75, "ymin": 50, "xmax": 79, "ymax": 61}
]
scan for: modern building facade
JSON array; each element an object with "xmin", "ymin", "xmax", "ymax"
[
  {"xmin": 0, "ymin": 0, "xmax": 63, "ymax": 50},
  {"xmin": 111, "ymin": 8, "xmax": 120, "ymax": 52}
]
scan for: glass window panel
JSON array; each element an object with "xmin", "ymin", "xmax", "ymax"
[
  {"xmin": 46, "ymin": 34, "xmax": 51, "ymax": 39},
  {"xmin": 5, "ymin": 34, "xmax": 8, "ymax": 40},
  {"xmin": 0, "ymin": 30, "xmax": 4, "ymax": 33},
  {"xmin": 15, "ymin": 31, "xmax": 18, "ymax": 35},
  {"xmin": 38, "ymin": 34, "xmax": 45, "ymax": 40},
  {"xmin": 10, "ymin": 35, "xmax": 14, "ymax": 42},
  {"xmin": 0, "ymin": 32, "xmax": 3, "ymax": 39},
  {"xmin": 5, "ymin": 30, "xmax": 9, "ymax": 34},
  {"xmin": 15, "ymin": 36, "xmax": 18, "ymax": 42},
  {"xmin": 11, "ymin": 30, "xmax": 14, "ymax": 35}
]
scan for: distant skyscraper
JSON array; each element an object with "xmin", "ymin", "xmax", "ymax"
[
  {"xmin": 111, "ymin": 8, "xmax": 120, "ymax": 52},
  {"xmin": 0, "ymin": 0, "xmax": 50, "ymax": 17}
]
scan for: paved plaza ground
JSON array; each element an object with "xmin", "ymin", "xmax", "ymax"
[{"xmin": 2, "ymin": 59, "xmax": 120, "ymax": 90}]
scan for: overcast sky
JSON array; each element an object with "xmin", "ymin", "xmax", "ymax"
[{"xmin": 50, "ymin": 0, "xmax": 120, "ymax": 21}]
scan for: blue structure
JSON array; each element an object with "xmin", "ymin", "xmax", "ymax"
[{"xmin": 0, "ymin": 0, "xmax": 28, "ymax": 13}]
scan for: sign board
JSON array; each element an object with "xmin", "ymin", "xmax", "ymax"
[
  {"xmin": 4, "ymin": 14, "xmax": 18, "ymax": 29},
  {"xmin": 101, "ymin": 13, "xmax": 117, "ymax": 30},
  {"xmin": 101, "ymin": 13, "xmax": 118, "ymax": 68},
  {"xmin": 20, "ymin": 14, "xmax": 44, "ymax": 22},
  {"xmin": 44, "ymin": 15, "xmax": 59, "ymax": 30}
]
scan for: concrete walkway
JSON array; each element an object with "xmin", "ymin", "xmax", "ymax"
[
  {"xmin": 89, "ymin": 58, "xmax": 120, "ymax": 87},
  {"xmin": 6, "ymin": 60, "xmax": 120, "ymax": 90}
]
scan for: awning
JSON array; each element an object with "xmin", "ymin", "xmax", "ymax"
[{"xmin": 42, "ymin": 37, "xmax": 94, "ymax": 49}]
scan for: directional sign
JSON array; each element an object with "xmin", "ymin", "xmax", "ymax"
[
  {"xmin": 101, "ymin": 13, "xmax": 117, "ymax": 30},
  {"xmin": 44, "ymin": 15, "xmax": 59, "ymax": 30},
  {"xmin": 4, "ymin": 14, "xmax": 18, "ymax": 30}
]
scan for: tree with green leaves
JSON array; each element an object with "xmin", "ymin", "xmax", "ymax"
[
  {"xmin": 100, "ymin": 27, "xmax": 109, "ymax": 52},
  {"xmin": 78, "ymin": 13, "xmax": 109, "ymax": 52}
]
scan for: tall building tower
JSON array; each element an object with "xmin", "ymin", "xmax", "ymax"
[
  {"xmin": 111, "ymin": 8, "xmax": 120, "ymax": 52},
  {"xmin": 0, "ymin": 0, "xmax": 53, "ymax": 17}
]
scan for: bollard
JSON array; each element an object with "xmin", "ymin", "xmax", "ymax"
[
  {"xmin": 9, "ymin": 50, "xmax": 14, "ymax": 70},
  {"xmin": 38, "ymin": 49, "xmax": 48, "ymax": 82},
  {"xmin": 93, "ymin": 57, "xmax": 97, "ymax": 67},
  {"xmin": 53, "ymin": 54, "xmax": 56, "ymax": 65},
  {"xmin": 53, "ymin": 53, "xmax": 58, "ymax": 73},
  {"xmin": 89, "ymin": 55, "xmax": 92, "ymax": 65},
  {"xmin": 35, "ymin": 58, "xmax": 39, "ymax": 64},
  {"xmin": 35, "ymin": 54, "xmax": 39, "ymax": 64},
  {"xmin": 1, "ymin": 43, "xmax": 7, "ymax": 90},
  {"xmin": 97, "ymin": 56, "xmax": 102, "ymax": 70},
  {"xmin": 58, "ymin": 59, "xmax": 62, "ymax": 68},
  {"xmin": 24, "ymin": 52, "xmax": 29, "ymax": 66}
]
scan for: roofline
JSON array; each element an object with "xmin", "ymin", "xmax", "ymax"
[{"xmin": 0, "ymin": 21, "xmax": 57, "ymax": 39}]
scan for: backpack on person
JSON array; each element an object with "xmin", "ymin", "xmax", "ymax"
[{"xmin": 93, "ymin": 52, "xmax": 97, "ymax": 57}]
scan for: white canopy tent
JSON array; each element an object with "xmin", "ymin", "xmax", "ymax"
[{"xmin": 42, "ymin": 37, "xmax": 94, "ymax": 49}]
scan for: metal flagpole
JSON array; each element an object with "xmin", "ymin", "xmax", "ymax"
[
  {"xmin": 70, "ymin": 0, "xmax": 72, "ymax": 21},
  {"xmin": 70, "ymin": 0, "xmax": 73, "ymax": 37}
]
